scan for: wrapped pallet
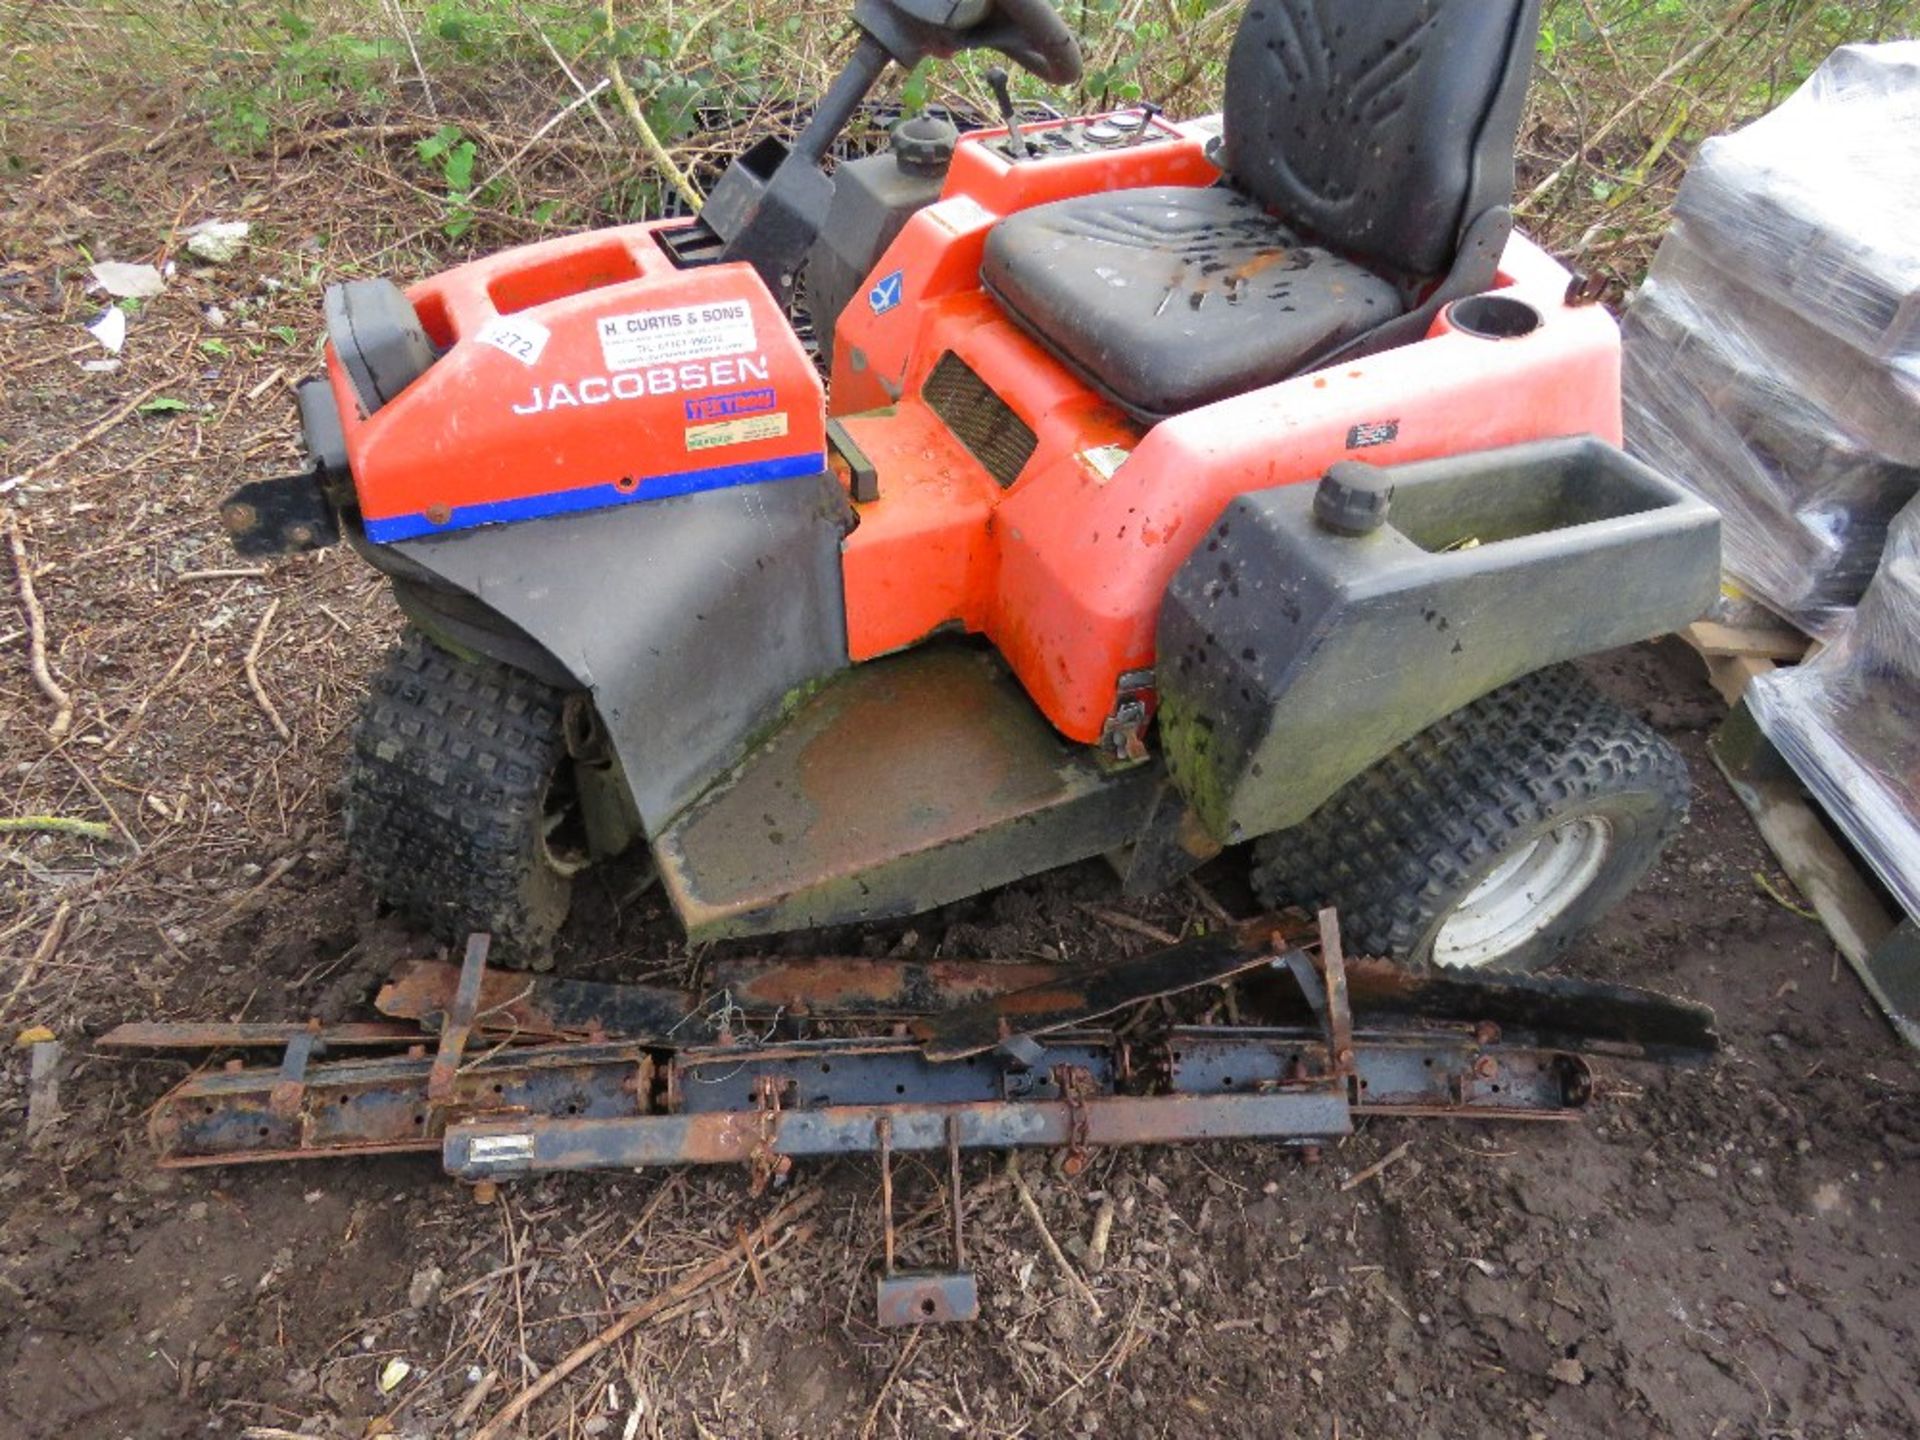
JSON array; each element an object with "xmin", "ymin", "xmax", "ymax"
[
  {"xmin": 1747, "ymin": 494, "xmax": 1920, "ymax": 922},
  {"xmin": 1622, "ymin": 41, "xmax": 1920, "ymax": 637}
]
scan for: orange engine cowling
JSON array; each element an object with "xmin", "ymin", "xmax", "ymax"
[{"xmin": 329, "ymin": 224, "xmax": 827, "ymax": 544}]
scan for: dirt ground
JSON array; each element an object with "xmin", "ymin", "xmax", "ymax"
[{"xmin": 5, "ymin": 122, "xmax": 1920, "ymax": 1440}]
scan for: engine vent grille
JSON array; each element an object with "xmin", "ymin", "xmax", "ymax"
[{"xmin": 924, "ymin": 351, "xmax": 1038, "ymax": 489}]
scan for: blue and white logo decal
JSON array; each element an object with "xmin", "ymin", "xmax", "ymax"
[{"xmin": 868, "ymin": 269, "xmax": 905, "ymax": 315}]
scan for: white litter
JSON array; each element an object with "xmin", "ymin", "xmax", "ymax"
[
  {"xmin": 86, "ymin": 306, "xmax": 127, "ymax": 354},
  {"xmin": 184, "ymin": 219, "xmax": 251, "ymax": 265},
  {"xmin": 89, "ymin": 261, "xmax": 164, "ymax": 299}
]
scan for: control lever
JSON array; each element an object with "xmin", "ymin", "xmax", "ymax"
[{"xmin": 985, "ymin": 66, "xmax": 1032, "ymax": 161}]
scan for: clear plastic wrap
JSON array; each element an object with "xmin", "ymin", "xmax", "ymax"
[
  {"xmin": 1621, "ymin": 41, "xmax": 1920, "ymax": 637},
  {"xmin": 1623, "ymin": 227, "xmax": 1920, "ymax": 630},
  {"xmin": 1671, "ymin": 42, "xmax": 1920, "ymax": 370},
  {"xmin": 1748, "ymin": 494, "xmax": 1920, "ymax": 921}
]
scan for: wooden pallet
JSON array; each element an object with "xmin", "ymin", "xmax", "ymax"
[
  {"xmin": 1677, "ymin": 618, "xmax": 1813, "ymax": 706},
  {"xmin": 1712, "ymin": 703, "xmax": 1920, "ymax": 1050}
]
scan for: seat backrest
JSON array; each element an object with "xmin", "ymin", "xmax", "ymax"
[{"xmin": 1219, "ymin": 0, "xmax": 1541, "ymax": 283}]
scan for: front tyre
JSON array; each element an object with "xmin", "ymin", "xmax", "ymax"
[
  {"xmin": 1250, "ymin": 666, "xmax": 1689, "ymax": 973},
  {"xmin": 345, "ymin": 627, "xmax": 587, "ymax": 966}
]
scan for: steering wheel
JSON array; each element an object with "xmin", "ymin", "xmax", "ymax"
[{"xmin": 857, "ymin": 0, "xmax": 1084, "ymax": 88}]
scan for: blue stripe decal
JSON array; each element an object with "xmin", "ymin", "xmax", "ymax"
[{"xmin": 365, "ymin": 451, "xmax": 828, "ymax": 544}]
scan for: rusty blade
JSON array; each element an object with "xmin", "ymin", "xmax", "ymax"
[
  {"xmin": 711, "ymin": 957, "xmax": 1063, "ymax": 1017},
  {"xmin": 149, "ymin": 1040, "xmax": 653, "ymax": 1167},
  {"xmin": 1252, "ymin": 956, "xmax": 1720, "ymax": 1066},
  {"xmin": 1335, "ymin": 958, "xmax": 1718, "ymax": 1064},
  {"xmin": 377, "ymin": 959, "xmax": 701, "ymax": 1044},
  {"xmin": 97, "ymin": 1021, "xmax": 425, "ymax": 1051},
  {"xmin": 379, "ymin": 955, "xmax": 1071, "ymax": 1043},
  {"xmin": 913, "ymin": 913, "xmax": 1313, "ymax": 1062}
]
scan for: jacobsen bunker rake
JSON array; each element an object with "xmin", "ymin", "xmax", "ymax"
[{"xmin": 171, "ymin": 0, "xmax": 1726, "ymax": 1309}]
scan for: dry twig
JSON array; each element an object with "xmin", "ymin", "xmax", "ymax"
[
  {"xmin": 1341, "ymin": 1140, "xmax": 1414, "ymax": 1193},
  {"xmin": 472, "ymin": 1189, "xmax": 822, "ymax": 1440},
  {"xmin": 1079, "ymin": 905, "xmax": 1178, "ymax": 946},
  {"xmin": 6, "ymin": 380, "xmax": 170, "ymax": 487},
  {"xmin": 204, "ymin": 852, "xmax": 303, "ymax": 934},
  {"xmin": 2, "ymin": 900, "xmax": 72, "ymax": 1024},
  {"xmin": 244, "ymin": 598, "xmax": 292, "ymax": 741},
  {"xmin": 380, "ymin": 0, "xmax": 439, "ymax": 117},
  {"xmin": 1517, "ymin": 0, "xmax": 1761, "ymax": 215},
  {"xmin": 859, "ymin": 1329, "xmax": 923, "ymax": 1440},
  {"xmin": 6, "ymin": 514, "xmax": 73, "ymax": 738},
  {"xmin": 1006, "ymin": 1151, "xmax": 1102, "ymax": 1318},
  {"xmin": 603, "ymin": 0, "xmax": 704, "ymax": 211}
]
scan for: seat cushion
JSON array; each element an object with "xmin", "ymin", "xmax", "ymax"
[
  {"xmin": 1220, "ymin": 0, "xmax": 1538, "ymax": 279},
  {"xmin": 981, "ymin": 186, "xmax": 1404, "ymax": 419}
]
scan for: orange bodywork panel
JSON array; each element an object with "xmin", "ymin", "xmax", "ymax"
[
  {"xmin": 829, "ymin": 115, "xmax": 1219, "ymax": 414},
  {"xmin": 835, "ymin": 123, "xmax": 1624, "ymax": 743},
  {"xmin": 332, "ymin": 225, "xmax": 825, "ymax": 543},
  {"xmin": 331, "ymin": 112, "xmax": 1626, "ymax": 754}
]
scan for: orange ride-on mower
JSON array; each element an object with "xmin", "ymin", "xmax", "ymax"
[{"xmin": 225, "ymin": 0, "xmax": 1719, "ymax": 972}]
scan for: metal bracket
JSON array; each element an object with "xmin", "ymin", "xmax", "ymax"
[
  {"xmin": 267, "ymin": 1025, "xmax": 318, "ymax": 1119},
  {"xmin": 826, "ymin": 418, "xmax": 879, "ymax": 504},
  {"xmin": 427, "ymin": 934, "xmax": 490, "ymax": 1105},
  {"xmin": 1317, "ymin": 908, "xmax": 1355, "ymax": 1084},
  {"xmin": 875, "ymin": 1114, "xmax": 979, "ymax": 1327},
  {"xmin": 220, "ymin": 469, "xmax": 341, "ymax": 557},
  {"xmin": 996, "ymin": 1033, "xmax": 1046, "ymax": 1072},
  {"xmin": 1097, "ymin": 668, "xmax": 1156, "ymax": 764},
  {"xmin": 749, "ymin": 1073, "xmax": 793, "ymax": 1193}
]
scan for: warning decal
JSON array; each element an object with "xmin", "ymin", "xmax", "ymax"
[
  {"xmin": 597, "ymin": 300, "xmax": 757, "ymax": 372},
  {"xmin": 685, "ymin": 411, "xmax": 790, "ymax": 452},
  {"xmin": 925, "ymin": 195, "xmax": 995, "ymax": 234}
]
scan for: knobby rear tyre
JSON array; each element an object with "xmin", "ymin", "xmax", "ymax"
[
  {"xmin": 345, "ymin": 627, "xmax": 583, "ymax": 966},
  {"xmin": 1250, "ymin": 666, "xmax": 1689, "ymax": 973}
]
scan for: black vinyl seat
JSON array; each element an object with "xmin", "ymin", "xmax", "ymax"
[
  {"xmin": 981, "ymin": 0, "xmax": 1544, "ymax": 422},
  {"xmin": 983, "ymin": 187, "xmax": 1400, "ymax": 417}
]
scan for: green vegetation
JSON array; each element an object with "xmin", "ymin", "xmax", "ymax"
[{"xmin": 3, "ymin": 0, "xmax": 1915, "ymax": 273}]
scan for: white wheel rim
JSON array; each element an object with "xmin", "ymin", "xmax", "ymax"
[{"xmin": 1432, "ymin": 816, "xmax": 1613, "ymax": 970}]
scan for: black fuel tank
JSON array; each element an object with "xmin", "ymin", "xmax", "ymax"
[{"xmin": 806, "ymin": 115, "xmax": 957, "ymax": 358}]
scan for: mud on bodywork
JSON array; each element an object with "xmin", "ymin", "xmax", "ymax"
[
  {"xmin": 384, "ymin": 469, "xmax": 854, "ymax": 838},
  {"xmin": 1156, "ymin": 437, "xmax": 1720, "ymax": 843}
]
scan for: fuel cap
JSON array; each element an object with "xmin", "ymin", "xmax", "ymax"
[
  {"xmin": 1313, "ymin": 461, "xmax": 1394, "ymax": 536},
  {"xmin": 892, "ymin": 113, "xmax": 959, "ymax": 177},
  {"xmin": 1084, "ymin": 121, "xmax": 1124, "ymax": 146}
]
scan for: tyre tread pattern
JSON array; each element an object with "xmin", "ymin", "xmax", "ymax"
[
  {"xmin": 1250, "ymin": 666, "xmax": 1689, "ymax": 968},
  {"xmin": 345, "ymin": 627, "xmax": 571, "ymax": 960}
]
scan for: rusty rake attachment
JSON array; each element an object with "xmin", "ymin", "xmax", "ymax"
[
  {"xmin": 100, "ymin": 910, "xmax": 1717, "ymax": 1322},
  {"xmin": 99, "ymin": 911, "xmax": 1711, "ymax": 1176},
  {"xmin": 102, "ymin": 911, "xmax": 1716, "ymax": 1172}
]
